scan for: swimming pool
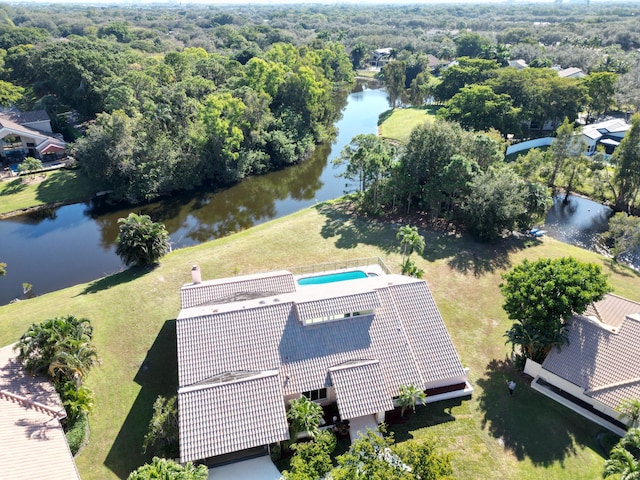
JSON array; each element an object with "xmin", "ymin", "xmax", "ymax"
[{"xmin": 298, "ymin": 270, "xmax": 369, "ymax": 286}]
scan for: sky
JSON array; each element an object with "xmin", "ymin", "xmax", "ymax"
[{"xmin": 1, "ymin": 0, "xmax": 607, "ymax": 5}]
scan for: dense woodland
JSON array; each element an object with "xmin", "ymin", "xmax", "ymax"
[{"xmin": 1, "ymin": 2, "xmax": 640, "ymax": 237}]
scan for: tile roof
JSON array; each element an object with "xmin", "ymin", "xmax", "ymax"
[
  {"xmin": 389, "ymin": 282, "xmax": 468, "ymax": 386},
  {"xmin": 583, "ymin": 293, "xmax": 640, "ymax": 329},
  {"xmin": 0, "ymin": 345, "xmax": 80, "ymax": 480},
  {"xmin": 329, "ymin": 361, "xmax": 394, "ymax": 419},
  {"xmin": 177, "ymin": 270, "xmax": 468, "ymax": 461},
  {"xmin": 178, "ymin": 371, "xmax": 289, "ymax": 462},
  {"xmin": 557, "ymin": 67, "xmax": 584, "ymax": 78},
  {"xmin": 180, "ymin": 270, "xmax": 296, "ymax": 309},
  {"xmin": 294, "ymin": 291, "xmax": 380, "ymax": 323},
  {"xmin": 542, "ymin": 311, "xmax": 640, "ymax": 411},
  {"xmin": 6, "ymin": 110, "xmax": 51, "ymax": 124},
  {"xmin": 0, "ymin": 115, "xmax": 50, "ymax": 140},
  {"xmin": 582, "ymin": 119, "xmax": 630, "ymax": 141}
]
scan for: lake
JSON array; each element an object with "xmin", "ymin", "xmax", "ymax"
[{"xmin": 0, "ymin": 83, "xmax": 389, "ymax": 305}]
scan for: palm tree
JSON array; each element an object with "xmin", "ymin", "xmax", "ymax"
[
  {"xmin": 396, "ymin": 225, "xmax": 425, "ymax": 265},
  {"xmin": 397, "ymin": 384, "xmax": 427, "ymax": 417},
  {"xmin": 618, "ymin": 399, "xmax": 640, "ymax": 428},
  {"xmin": 59, "ymin": 382, "xmax": 94, "ymax": 423},
  {"xmin": 115, "ymin": 212, "xmax": 170, "ymax": 268},
  {"xmin": 15, "ymin": 315, "xmax": 98, "ymax": 386},
  {"xmin": 287, "ymin": 396, "xmax": 324, "ymax": 441},
  {"xmin": 603, "ymin": 429, "xmax": 640, "ymax": 480}
]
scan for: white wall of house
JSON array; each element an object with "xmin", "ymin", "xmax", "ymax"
[
  {"xmin": 524, "ymin": 359, "xmax": 625, "ymax": 435},
  {"xmin": 506, "ymin": 137, "xmax": 554, "ymax": 156}
]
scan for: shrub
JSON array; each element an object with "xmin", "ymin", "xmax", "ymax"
[{"xmin": 66, "ymin": 411, "xmax": 89, "ymax": 455}]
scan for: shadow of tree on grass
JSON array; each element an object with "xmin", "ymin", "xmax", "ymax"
[
  {"xmin": 0, "ymin": 178, "xmax": 26, "ymax": 196},
  {"xmin": 104, "ymin": 319, "xmax": 178, "ymax": 478},
  {"xmin": 316, "ymin": 203, "xmax": 397, "ymax": 254},
  {"xmin": 317, "ymin": 201, "xmax": 534, "ymax": 276},
  {"xmin": 388, "ymin": 398, "xmax": 462, "ymax": 443},
  {"xmin": 79, "ymin": 266, "xmax": 154, "ymax": 295},
  {"xmin": 476, "ymin": 358, "xmax": 603, "ymax": 467}
]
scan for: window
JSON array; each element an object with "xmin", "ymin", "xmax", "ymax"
[
  {"xmin": 304, "ymin": 309, "xmax": 375, "ymax": 325},
  {"xmin": 302, "ymin": 388, "xmax": 327, "ymax": 402}
]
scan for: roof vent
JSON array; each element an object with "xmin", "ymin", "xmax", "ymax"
[{"xmin": 191, "ymin": 265, "xmax": 202, "ymax": 284}]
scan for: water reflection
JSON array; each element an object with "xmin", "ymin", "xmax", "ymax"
[
  {"xmin": 0, "ymin": 84, "xmax": 390, "ymax": 305},
  {"xmin": 544, "ymin": 195, "xmax": 613, "ymax": 250}
]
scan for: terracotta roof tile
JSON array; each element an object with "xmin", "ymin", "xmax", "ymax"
[
  {"xmin": 0, "ymin": 345, "xmax": 80, "ymax": 480},
  {"xmin": 542, "ymin": 310, "xmax": 640, "ymax": 411},
  {"xmin": 178, "ymin": 371, "xmax": 289, "ymax": 462},
  {"xmin": 329, "ymin": 361, "xmax": 394, "ymax": 419},
  {"xmin": 176, "ymin": 271, "xmax": 468, "ymax": 462},
  {"xmin": 180, "ymin": 271, "xmax": 296, "ymax": 309}
]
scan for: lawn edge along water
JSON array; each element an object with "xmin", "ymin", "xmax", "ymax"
[{"xmin": 1, "ymin": 200, "xmax": 636, "ymax": 480}]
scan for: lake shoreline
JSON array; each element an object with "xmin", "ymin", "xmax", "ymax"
[{"xmin": 2, "ymin": 200, "xmax": 637, "ymax": 480}]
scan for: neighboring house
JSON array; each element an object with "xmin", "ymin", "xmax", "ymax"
[
  {"xmin": 0, "ymin": 111, "xmax": 66, "ymax": 164},
  {"xmin": 581, "ymin": 118, "xmax": 631, "ymax": 155},
  {"xmin": 508, "ymin": 117, "xmax": 631, "ymax": 157},
  {"xmin": 370, "ymin": 48, "xmax": 393, "ymax": 68},
  {"xmin": 525, "ymin": 293, "xmax": 640, "ymax": 436},
  {"xmin": 508, "ymin": 59, "xmax": 528, "ymax": 70},
  {"xmin": 426, "ymin": 54, "xmax": 448, "ymax": 71},
  {"xmin": 176, "ymin": 261, "xmax": 472, "ymax": 467},
  {"xmin": 0, "ymin": 344, "xmax": 81, "ymax": 480},
  {"xmin": 557, "ymin": 66, "xmax": 586, "ymax": 79}
]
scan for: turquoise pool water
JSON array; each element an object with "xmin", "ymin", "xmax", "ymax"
[{"xmin": 298, "ymin": 270, "xmax": 368, "ymax": 286}]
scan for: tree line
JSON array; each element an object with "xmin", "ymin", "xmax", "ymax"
[
  {"xmin": 336, "ymin": 124, "xmax": 550, "ymax": 242},
  {"xmin": 2, "ymin": 36, "xmax": 353, "ymax": 202}
]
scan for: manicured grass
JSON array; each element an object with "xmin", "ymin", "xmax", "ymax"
[
  {"xmin": 0, "ymin": 168, "xmax": 95, "ymax": 216},
  {"xmin": 356, "ymin": 69, "xmax": 378, "ymax": 79},
  {"xmin": 378, "ymin": 105, "xmax": 441, "ymax": 143},
  {"xmin": 1, "ymin": 200, "xmax": 636, "ymax": 479}
]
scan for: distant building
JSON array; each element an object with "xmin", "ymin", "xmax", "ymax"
[
  {"xmin": 508, "ymin": 59, "xmax": 528, "ymax": 70},
  {"xmin": 556, "ymin": 67, "xmax": 586, "ymax": 79},
  {"xmin": 0, "ymin": 110, "xmax": 66, "ymax": 164},
  {"xmin": 370, "ymin": 48, "xmax": 393, "ymax": 68},
  {"xmin": 582, "ymin": 118, "xmax": 630, "ymax": 155}
]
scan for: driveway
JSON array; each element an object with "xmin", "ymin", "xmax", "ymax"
[{"xmin": 208, "ymin": 455, "xmax": 282, "ymax": 480}]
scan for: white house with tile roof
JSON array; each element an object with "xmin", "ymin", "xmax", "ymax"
[
  {"xmin": 0, "ymin": 344, "xmax": 81, "ymax": 480},
  {"xmin": 0, "ymin": 112, "xmax": 66, "ymax": 163},
  {"xmin": 176, "ymin": 262, "xmax": 472, "ymax": 466},
  {"xmin": 524, "ymin": 293, "xmax": 640, "ymax": 436}
]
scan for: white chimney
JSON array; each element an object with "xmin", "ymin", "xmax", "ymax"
[{"xmin": 191, "ymin": 265, "xmax": 202, "ymax": 284}]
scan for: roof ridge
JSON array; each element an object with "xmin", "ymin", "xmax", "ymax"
[
  {"xmin": 329, "ymin": 359, "xmax": 379, "ymax": 371},
  {"xmin": 586, "ymin": 377, "xmax": 640, "ymax": 395},
  {"xmin": 0, "ymin": 389, "xmax": 66, "ymax": 419},
  {"xmin": 179, "ymin": 369, "xmax": 279, "ymax": 394}
]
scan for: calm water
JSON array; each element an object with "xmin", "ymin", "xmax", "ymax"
[
  {"xmin": 0, "ymin": 84, "xmax": 389, "ymax": 305},
  {"xmin": 544, "ymin": 194, "xmax": 613, "ymax": 251}
]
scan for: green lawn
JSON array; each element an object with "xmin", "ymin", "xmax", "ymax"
[
  {"xmin": 0, "ymin": 168, "xmax": 95, "ymax": 216},
  {"xmin": 356, "ymin": 69, "xmax": 378, "ymax": 79},
  {"xmin": 0, "ymin": 200, "xmax": 635, "ymax": 479},
  {"xmin": 378, "ymin": 105, "xmax": 441, "ymax": 143}
]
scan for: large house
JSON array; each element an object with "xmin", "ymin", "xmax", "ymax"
[
  {"xmin": 176, "ymin": 260, "xmax": 472, "ymax": 468},
  {"xmin": 582, "ymin": 118, "xmax": 631, "ymax": 155},
  {"xmin": 0, "ymin": 344, "xmax": 81, "ymax": 480},
  {"xmin": 525, "ymin": 293, "xmax": 640, "ymax": 436},
  {"xmin": 0, "ymin": 110, "xmax": 66, "ymax": 164}
]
